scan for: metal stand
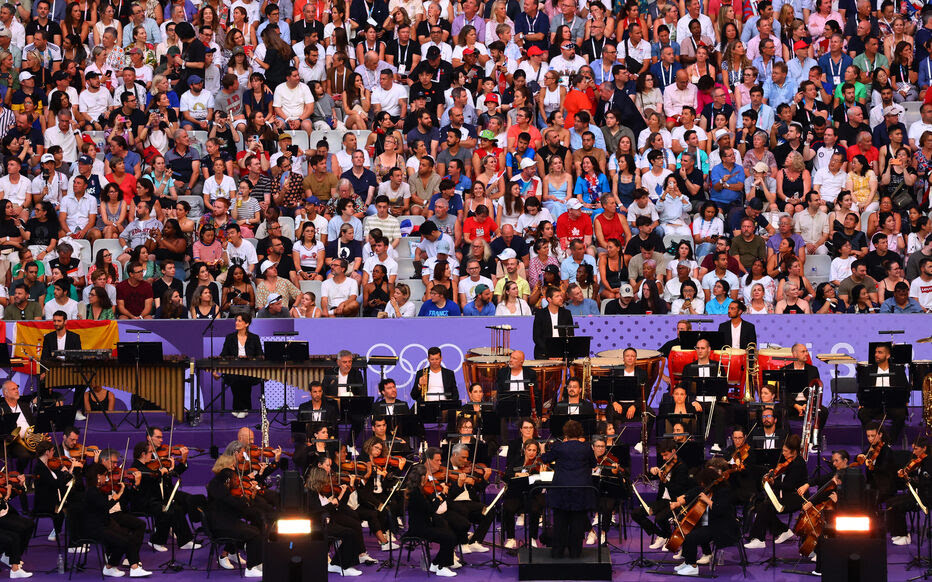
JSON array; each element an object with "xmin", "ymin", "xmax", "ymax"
[
  {"xmin": 117, "ymin": 329, "xmax": 152, "ymax": 430},
  {"xmin": 476, "ymin": 493, "xmax": 507, "ymax": 570}
]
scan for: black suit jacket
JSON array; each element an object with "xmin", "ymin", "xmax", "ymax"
[
  {"xmin": 540, "ymin": 439, "xmax": 597, "ymax": 510},
  {"xmin": 532, "ymin": 306, "xmax": 574, "ymax": 359},
  {"xmin": 0, "ymin": 398, "xmax": 35, "ymax": 428},
  {"xmin": 411, "ymin": 367, "xmax": 459, "ymax": 402},
  {"xmin": 717, "ymin": 319, "xmax": 757, "ymax": 350},
  {"xmin": 859, "ymin": 364, "xmax": 910, "ymax": 402},
  {"xmin": 495, "ymin": 366, "xmax": 538, "ymax": 394},
  {"xmin": 219, "ymin": 332, "xmax": 264, "ymax": 359},
  {"xmin": 323, "ymin": 367, "xmax": 366, "ymax": 397},
  {"xmin": 40, "ymin": 330, "xmax": 82, "ymax": 362},
  {"xmin": 33, "ymin": 460, "xmax": 74, "ymax": 514},
  {"xmin": 297, "ymin": 399, "xmax": 340, "ymax": 428}
]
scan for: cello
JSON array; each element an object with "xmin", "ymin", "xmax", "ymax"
[
  {"xmin": 666, "ymin": 463, "xmax": 744, "ymax": 552},
  {"xmin": 793, "ymin": 456, "xmax": 865, "ymax": 556}
]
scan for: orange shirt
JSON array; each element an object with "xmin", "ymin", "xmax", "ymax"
[{"xmin": 563, "ymin": 88, "xmax": 595, "ymax": 128}]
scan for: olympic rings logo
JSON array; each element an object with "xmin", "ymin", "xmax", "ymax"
[{"xmin": 366, "ymin": 343, "xmax": 465, "ymax": 387}]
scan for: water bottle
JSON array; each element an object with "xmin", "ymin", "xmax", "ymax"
[{"xmin": 57, "ymin": 553, "xmax": 65, "ymax": 574}]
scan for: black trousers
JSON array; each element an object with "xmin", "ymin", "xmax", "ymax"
[
  {"xmin": 220, "ymin": 522, "xmax": 263, "ymax": 568},
  {"xmin": 749, "ymin": 498, "xmax": 796, "ymax": 541},
  {"xmin": 594, "ymin": 495, "xmax": 620, "ymax": 535},
  {"xmin": 326, "ymin": 519, "xmax": 362, "ymax": 569},
  {"xmin": 355, "ymin": 488, "xmax": 394, "ymax": 535},
  {"xmin": 502, "ymin": 493, "xmax": 544, "ymax": 540},
  {"xmin": 449, "ymin": 499, "xmax": 492, "ymax": 544},
  {"xmin": 681, "ymin": 526, "xmax": 714, "ymax": 564},
  {"xmin": 438, "ymin": 503, "xmax": 471, "ymax": 545},
  {"xmin": 97, "ymin": 513, "xmax": 146, "ymax": 566},
  {"xmin": 144, "ymin": 499, "xmax": 194, "ymax": 546},
  {"xmin": 858, "ymin": 406, "xmax": 907, "ymax": 444},
  {"xmin": 0, "ymin": 510, "xmax": 34, "ymax": 563},
  {"xmin": 224, "ymin": 375, "xmax": 260, "ymax": 412},
  {"xmin": 332, "ymin": 508, "xmax": 367, "ymax": 554},
  {"xmin": 885, "ymin": 493, "xmax": 916, "ymax": 537},
  {"xmin": 414, "ymin": 521, "xmax": 456, "ymax": 568},
  {"xmin": 551, "ymin": 508, "xmax": 588, "ymax": 559},
  {"xmin": 633, "ymin": 500, "xmax": 673, "ymax": 538}
]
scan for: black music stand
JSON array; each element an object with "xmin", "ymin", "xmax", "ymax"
[
  {"xmin": 678, "ymin": 331, "xmax": 725, "ymax": 350},
  {"xmin": 263, "ymin": 341, "xmax": 309, "ymax": 362},
  {"xmin": 856, "ymin": 366, "xmax": 910, "ymax": 412},
  {"xmin": 549, "ymin": 402, "xmax": 596, "ymax": 437},
  {"xmin": 546, "ymin": 335, "xmax": 590, "ymax": 403},
  {"xmin": 339, "ymin": 396, "xmax": 374, "ymax": 425},
  {"xmin": 371, "ymin": 400, "xmax": 411, "ymax": 418},
  {"xmin": 116, "ymin": 332, "xmax": 158, "ymax": 430},
  {"xmin": 660, "ymin": 433, "xmax": 704, "ymax": 469},
  {"xmin": 660, "ymin": 412, "xmax": 698, "ymax": 440},
  {"xmin": 495, "ymin": 390, "xmax": 530, "ymax": 419},
  {"xmin": 414, "ymin": 399, "xmax": 460, "ymax": 445}
]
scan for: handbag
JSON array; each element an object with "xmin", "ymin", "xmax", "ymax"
[{"xmin": 624, "ymin": 38, "xmax": 641, "ymax": 73}]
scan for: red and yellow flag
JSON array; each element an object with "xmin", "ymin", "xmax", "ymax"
[{"xmin": 13, "ymin": 321, "xmax": 119, "ymax": 370}]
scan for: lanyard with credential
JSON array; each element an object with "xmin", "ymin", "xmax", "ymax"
[
  {"xmin": 662, "ymin": 63, "xmax": 672, "ymax": 87},
  {"xmin": 828, "ymin": 56, "xmax": 841, "ymax": 80}
]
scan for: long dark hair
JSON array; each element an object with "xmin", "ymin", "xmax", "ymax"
[
  {"xmin": 159, "ymin": 289, "xmax": 185, "ymax": 318},
  {"xmin": 94, "ymin": 248, "xmax": 118, "ymax": 281}
]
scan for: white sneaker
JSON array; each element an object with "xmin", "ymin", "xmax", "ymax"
[
  {"xmin": 147, "ymin": 543, "xmax": 168, "ymax": 553},
  {"xmin": 380, "ymin": 541, "xmax": 399, "ymax": 551},
  {"xmin": 340, "ymin": 567, "xmax": 363, "ymax": 577},
  {"xmin": 10, "ymin": 569, "xmax": 33, "ymax": 579},
  {"xmin": 585, "ymin": 531, "xmax": 597, "ymax": 546},
  {"xmin": 677, "ymin": 564, "xmax": 699, "ymax": 576},
  {"xmin": 590, "ymin": 515, "xmax": 598, "ymax": 526},
  {"xmin": 710, "ymin": 444, "xmax": 721, "ymax": 453},
  {"xmin": 744, "ymin": 539, "xmax": 766, "ymax": 549},
  {"xmin": 75, "ymin": 411, "xmax": 86, "ymax": 421},
  {"xmin": 674, "ymin": 562, "xmax": 689, "ymax": 571},
  {"xmin": 218, "ymin": 556, "xmax": 234, "ymax": 570},
  {"xmin": 435, "ymin": 567, "xmax": 457, "ymax": 577},
  {"xmin": 129, "ymin": 567, "xmax": 151, "ymax": 578},
  {"xmin": 634, "ymin": 441, "xmax": 643, "ymax": 454},
  {"xmin": 468, "ymin": 542, "xmax": 488, "ymax": 553},
  {"xmin": 429, "ymin": 564, "xmax": 439, "ymax": 573},
  {"xmin": 515, "ymin": 515, "xmax": 524, "ymax": 527},
  {"xmin": 460, "ymin": 544, "xmax": 472, "ymax": 555},
  {"xmin": 179, "ymin": 542, "xmax": 202, "ymax": 550},
  {"xmin": 531, "ymin": 539, "xmax": 540, "ymax": 548},
  {"xmin": 244, "ymin": 566, "xmax": 263, "ymax": 578},
  {"xmin": 47, "ymin": 530, "xmax": 57, "ymax": 542},
  {"xmin": 0, "ymin": 555, "xmax": 8, "ymax": 567},
  {"xmin": 672, "ymin": 551, "xmax": 682, "ymax": 560},
  {"xmin": 809, "ymin": 552, "xmax": 817, "ymax": 562},
  {"xmin": 599, "ymin": 532, "xmax": 606, "ymax": 545},
  {"xmin": 649, "ymin": 537, "xmax": 668, "ymax": 550},
  {"xmin": 696, "ymin": 554, "xmax": 712, "ymax": 565},
  {"xmin": 504, "ymin": 539, "xmax": 517, "ymax": 549},
  {"xmin": 451, "ymin": 557, "xmax": 462, "ymax": 569},
  {"xmin": 327, "ymin": 565, "xmax": 344, "ymax": 574},
  {"xmin": 775, "ymin": 530, "xmax": 794, "ymax": 545},
  {"xmin": 102, "ymin": 567, "xmax": 125, "ymax": 578},
  {"xmin": 893, "ymin": 535, "xmax": 912, "ymax": 546}
]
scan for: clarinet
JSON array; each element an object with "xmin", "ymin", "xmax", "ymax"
[{"xmin": 260, "ymin": 392, "xmax": 270, "ymax": 448}]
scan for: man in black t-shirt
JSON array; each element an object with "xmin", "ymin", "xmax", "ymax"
[
  {"xmin": 175, "ymin": 22, "xmax": 206, "ymax": 95},
  {"xmin": 290, "ymin": 4, "xmax": 324, "ymax": 42},
  {"xmin": 604, "ymin": 284, "xmax": 645, "ymax": 315}
]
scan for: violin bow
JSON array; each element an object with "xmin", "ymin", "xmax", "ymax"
[{"xmin": 80, "ymin": 411, "xmax": 89, "ymax": 458}]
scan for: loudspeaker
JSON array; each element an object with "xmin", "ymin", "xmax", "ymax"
[
  {"xmin": 821, "ymin": 531, "xmax": 886, "ymax": 582},
  {"xmin": 280, "ymin": 470, "xmax": 305, "ymax": 512}
]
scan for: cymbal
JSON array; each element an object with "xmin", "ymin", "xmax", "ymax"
[{"xmin": 918, "ymin": 336, "xmax": 932, "ymax": 344}]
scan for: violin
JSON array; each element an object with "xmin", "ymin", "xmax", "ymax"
[
  {"xmin": 321, "ymin": 474, "xmax": 356, "ymax": 496},
  {"xmin": 0, "ymin": 471, "xmax": 26, "ymax": 497},
  {"xmin": 47, "ymin": 456, "xmax": 78, "ymax": 470},
  {"xmin": 860, "ymin": 436, "xmax": 885, "ymax": 471},
  {"xmin": 98, "ymin": 469, "xmax": 126, "ymax": 494},
  {"xmin": 515, "ymin": 459, "xmax": 547, "ymax": 476},
  {"xmin": 248, "ymin": 445, "xmax": 292, "ymax": 460},
  {"xmin": 657, "ymin": 456, "xmax": 679, "ymax": 481},
  {"xmin": 730, "ymin": 443, "xmax": 750, "ymax": 465},
  {"xmin": 432, "ymin": 467, "xmax": 478, "ymax": 487},
  {"xmin": 763, "ymin": 457, "xmax": 792, "ymax": 485},
  {"xmin": 595, "ymin": 453, "xmax": 623, "ymax": 476},
  {"xmin": 229, "ymin": 473, "xmax": 258, "ymax": 499},
  {"xmin": 372, "ymin": 455, "xmax": 407, "ymax": 470},
  {"xmin": 340, "ymin": 460, "xmax": 371, "ymax": 474},
  {"xmin": 898, "ymin": 452, "xmax": 928, "ymax": 480},
  {"xmin": 67, "ymin": 445, "xmax": 101, "ymax": 458}
]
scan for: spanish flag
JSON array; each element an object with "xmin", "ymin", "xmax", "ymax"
[{"xmin": 12, "ymin": 321, "xmax": 119, "ymax": 373}]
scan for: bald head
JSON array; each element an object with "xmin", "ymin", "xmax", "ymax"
[
  {"xmin": 365, "ymin": 51, "xmax": 378, "ymax": 67},
  {"xmin": 237, "ymin": 427, "xmax": 254, "ymax": 445}
]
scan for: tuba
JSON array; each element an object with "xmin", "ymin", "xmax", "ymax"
[
  {"xmin": 744, "ymin": 343, "xmax": 759, "ymax": 403},
  {"xmin": 923, "ymin": 374, "xmax": 932, "ymax": 435}
]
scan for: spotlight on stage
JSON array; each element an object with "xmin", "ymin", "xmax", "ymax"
[
  {"xmin": 264, "ymin": 516, "xmax": 325, "ymax": 582},
  {"xmin": 822, "ymin": 514, "xmax": 886, "ymax": 582}
]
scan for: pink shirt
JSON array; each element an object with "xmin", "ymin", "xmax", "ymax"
[
  {"xmin": 807, "ymin": 12, "xmax": 843, "ymax": 40},
  {"xmin": 193, "ymin": 240, "xmax": 223, "ymax": 263},
  {"xmin": 662, "ymin": 84, "xmax": 698, "ymax": 117}
]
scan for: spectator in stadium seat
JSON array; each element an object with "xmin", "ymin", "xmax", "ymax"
[
  {"xmin": 116, "ymin": 260, "xmax": 154, "ymax": 319},
  {"xmin": 879, "ymin": 281, "xmax": 923, "ymax": 313}
]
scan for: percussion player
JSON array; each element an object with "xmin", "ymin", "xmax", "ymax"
[{"xmin": 214, "ymin": 313, "xmax": 264, "ymax": 418}]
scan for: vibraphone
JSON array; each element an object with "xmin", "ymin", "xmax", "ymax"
[
  {"xmin": 195, "ymin": 359, "xmax": 331, "ymax": 391},
  {"xmin": 45, "ymin": 359, "xmax": 191, "ymax": 420}
]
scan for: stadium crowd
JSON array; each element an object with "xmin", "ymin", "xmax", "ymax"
[{"xmin": 0, "ymin": 0, "xmax": 932, "ymax": 321}]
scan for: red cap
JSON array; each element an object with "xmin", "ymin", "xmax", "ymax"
[{"xmin": 527, "ymin": 46, "xmax": 545, "ymax": 57}]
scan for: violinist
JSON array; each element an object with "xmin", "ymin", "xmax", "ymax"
[
  {"xmin": 33, "ymin": 440, "xmax": 81, "ymax": 543},
  {"xmin": 146, "ymin": 427, "xmax": 207, "ymax": 532},
  {"xmin": 236, "ymin": 427, "xmax": 282, "ymax": 486},
  {"xmin": 506, "ymin": 418, "xmax": 543, "ymax": 469},
  {"xmin": 446, "ymin": 443, "xmax": 493, "ymax": 553},
  {"xmin": 372, "ymin": 378, "xmax": 411, "ymax": 417},
  {"xmin": 631, "ymin": 439, "xmax": 692, "ymax": 551},
  {"xmin": 373, "ymin": 417, "xmax": 413, "ymax": 457},
  {"xmin": 721, "ymin": 427, "xmax": 756, "ymax": 504},
  {"xmin": 403, "ymin": 464, "xmax": 459, "ymax": 577},
  {"xmin": 54, "ymin": 426, "xmax": 88, "ymax": 466},
  {"xmin": 745, "ymin": 434, "xmax": 807, "ymax": 550},
  {"xmin": 857, "ymin": 422, "xmax": 896, "ymax": 506},
  {"xmin": 316, "ymin": 456, "xmax": 379, "ymax": 567},
  {"xmin": 298, "ymin": 381, "xmax": 341, "ymax": 430},
  {"xmin": 673, "ymin": 466, "xmax": 740, "ymax": 577},
  {"xmin": 356, "ymin": 437, "xmax": 402, "ymax": 550},
  {"xmin": 605, "ymin": 347, "xmax": 650, "ymax": 428},
  {"xmin": 588, "ymin": 435, "xmax": 625, "ymax": 546},
  {"xmin": 128, "ymin": 442, "xmax": 203, "ymax": 553},
  {"xmin": 539, "ymin": 420, "xmax": 596, "ymax": 560},
  {"xmin": 857, "ymin": 343, "xmax": 909, "ymax": 443},
  {"xmin": 886, "ymin": 437, "xmax": 931, "ymax": 546},
  {"xmin": 305, "ymin": 465, "xmax": 367, "ymax": 577},
  {"xmin": 214, "ymin": 313, "xmax": 264, "ymax": 419},
  {"xmin": 206, "ymin": 456, "xmax": 264, "ymax": 577},
  {"xmin": 793, "ymin": 450, "xmax": 851, "ymax": 568},
  {"xmin": 0, "ymin": 465, "xmax": 34, "ymax": 579},
  {"xmin": 84, "ymin": 463, "xmax": 151, "ymax": 578},
  {"xmin": 502, "ymin": 440, "xmax": 546, "ymax": 550},
  {"xmin": 223, "ymin": 441, "xmax": 278, "ymax": 522},
  {"xmin": 780, "ymin": 344, "xmax": 829, "ymax": 435}
]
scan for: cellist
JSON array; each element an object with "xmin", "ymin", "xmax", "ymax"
[
  {"xmin": 631, "ymin": 439, "xmax": 693, "ymax": 551},
  {"xmin": 886, "ymin": 436, "xmax": 932, "ymax": 546},
  {"xmin": 793, "ymin": 450, "xmax": 850, "ymax": 568},
  {"xmin": 744, "ymin": 434, "xmax": 807, "ymax": 550},
  {"xmin": 673, "ymin": 466, "xmax": 740, "ymax": 577}
]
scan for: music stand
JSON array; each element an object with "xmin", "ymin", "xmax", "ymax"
[
  {"xmin": 679, "ymin": 331, "xmax": 725, "ymax": 350},
  {"xmin": 751, "ymin": 436, "xmax": 786, "ymax": 459},
  {"xmin": 339, "ymin": 395, "xmax": 374, "ymax": 423},
  {"xmin": 35, "ymin": 404, "xmax": 76, "ymax": 433},
  {"xmin": 414, "ymin": 399, "xmax": 460, "ymax": 444},
  {"xmin": 495, "ymin": 391, "xmax": 530, "ymax": 419},
  {"xmin": 371, "ymin": 400, "xmax": 411, "ymax": 417},
  {"xmin": 857, "ymin": 365, "xmax": 910, "ymax": 410},
  {"xmin": 116, "ymin": 341, "xmax": 163, "ymax": 364},
  {"xmin": 263, "ymin": 341, "xmax": 310, "ymax": 362},
  {"xmin": 661, "ymin": 412, "xmax": 698, "ymax": 439},
  {"xmin": 550, "ymin": 402, "xmax": 596, "ymax": 437},
  {"xmin": 682, "ymin": 367, "xmax": 721, "ymax": 398}
]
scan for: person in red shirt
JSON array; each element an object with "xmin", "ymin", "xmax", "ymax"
[
  {"xmin": 562, "ymin": 74, "xmax": 596, "ymax": 129},
  {"xmin": 116, "ymin": 260, "xmax": 155, "ymax": 319},
  {"xmin": 463, "ymin": 204, "xmax": 499, "ymax": 244},
  {"xmin": 555, "ymin": 199, "xmax": 594, "ymax": 251},
  {"xmin": 594, "ymin": 195, "xmax": 631, "ymax": 251}
]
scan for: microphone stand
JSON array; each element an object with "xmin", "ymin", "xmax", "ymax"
[
  {"xmin": 158, "ymin": 479, "xmax": 184, "ymax": 572},
  {"xmin": 376, "ymin": 463, "xmax": 412, "ymax": 571},
  {"xmin": 202, "ymin": 298, "xmax": 230, "ymax": 458}
]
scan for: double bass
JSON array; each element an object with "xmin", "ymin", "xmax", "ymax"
[{"xmin": 666, "ymin": 464, "xmax": 744, "ymax": 552}]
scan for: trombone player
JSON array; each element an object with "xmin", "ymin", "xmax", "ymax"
[{"xmin": 779, "ymin": 343, "xmax": 829, "ymax": 449}]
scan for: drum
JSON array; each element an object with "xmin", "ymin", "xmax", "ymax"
[
  {"xmin": 468, "ymin": 347, "xmax": 515, "ymax": 357},
  {"xmin": 594, "ymin": 349, "xmax": 665, "ymax": 391},
  {"xmin": 910, "ymin": 360, "xmax": 932, "ymax": 391},
  {"xmin": 524, "ymin": 359, "xmax": 566, "ymax": 415},
  {"xmin": 757, "ymin": 348, "xmax": 801, "ymax": 387},
  {"xmin": 572, "ymin": 357, "xmax": 625, "ymax": 380},
  {"xmin": 668, "ymin": 347, "xmax": 698, "ymax": 388},
  {"xmin": 710, "ymin": 348, "xmax": 747, "ymax": 388},
  {"xmin": 463, "ymin": 355, "xmax": 510, "ymax": 400}
]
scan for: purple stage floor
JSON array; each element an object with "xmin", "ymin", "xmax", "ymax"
[{"xmin": 6, "ymin": 409, "xmax": 923, "ymax": 581}]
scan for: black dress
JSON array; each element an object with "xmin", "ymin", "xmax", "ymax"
[{"xmin": 219, "ymin": 331, "xmax": 264, "ymax": 412}]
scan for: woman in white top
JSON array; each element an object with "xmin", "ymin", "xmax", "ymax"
[
  {"xmin": 451, "ymin": 25, "xmax": 489, "ymax": 68},
  {"xmin": 746, "ymin": 283, "xmax": 774, "ymax": 314},
  {"xmin": 515, "ymin": 197, "xmax": 554, "ymax": 239},
  {"xmin": 637, "ymin": 112, "xmax": 673, "ymax": 152},
  {"xmin": 384, "ymin": 283, "xmax": 416, "ymax": 318},
  {"xmin": 740, "ymin": 258, "xmax": 776, "ymax": 304},
  {"xmin": 496, "ymin": 182, "xmax": 524, "ymax": 228},
  {"xmin": 671, "ymin": 280, "xmax": 704, "ymax": 314},
  {"xmin": 93, "ymin": 3, "xmax": 122, "ymax": 48},
  {"xmin": 231, "ymin": 181, "xmax": 262, "ymax": 238},
  {"xmin": 518, "ymin": 48, "xmax": 548, "ymax": 88},
  {"xmin": 292, "ymin": 222, "xmax": 326, "ymax": 280},
  {"xmin": 907, "ymin": 215, "xmax": 932, "ymax": 256},
  {"xmin": 691, "ymin": 201, "xmax": 725, "ymax": 258},
  {"xmin": 830, "ymin": 240, "xmax": 856, "ymax": 286},
  {"xmin": 665, "ymin": 241, "xmax": 699, "ymax": 280},
  {"xmin": 495, "ymin": 280, "xmax": 532, "ymax": 316},
  {"xmin": 633, "ymin": 72, "xmax": 663, "ymax": 120},
  {"xmin": 203, "ymin": 158, "xmax": 238, "ymax": 212},
  {"xmin": 536, "ymin": 71, "xmax": 566, "ymax": 120},
  {"xmin": 291, "ymin": 291, "xmax": 324, "ymax": 318}
]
